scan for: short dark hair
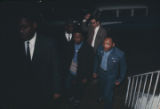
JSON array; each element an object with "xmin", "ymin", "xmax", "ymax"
[
  {"xmin": 73, "ymin": 28, "xmax": 84, "ymax": 38},
  {"xmin": 104, "ymin": 37, "xmax": 115, "ymax": 43},
  {"xmin": 90, "ymin": 16, "xmax": 101, "ymax": 22},
  {"xmin": 65, "ymin": 19, "xmax": 74, "ymax": 26},
  {"xmin": 19, "ymin": 11, "xmax": 39, "ymax": 24}
]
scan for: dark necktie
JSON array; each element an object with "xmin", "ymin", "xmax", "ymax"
[
  {"xmin": 26, "ymin": 41, "xmax": 31, "ymax": 62},
  {"xmin": 68, "ymin": 34, "xmax": 71, "ymax": 41},
  {"xmin": 26, "ymin": 41, "xmax": 33, "ymax": 78}
]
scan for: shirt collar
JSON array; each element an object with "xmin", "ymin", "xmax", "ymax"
[
  {"xmin": 95, "ymin": 25, "xmax": 100, "ymax": 31},
  {"xmin": 65, "ymin": 32, "xmax": 72, "ymax": 35},
  {"xmin": 30, "ymin": 32, "xmax": 37, "ymax": 44},
  {"xmin": 75, "ymin": 42, "xmax": 83, "ymax": 48},
  {"xmin": 104, "ymin": 47, "xmax": 113, "ymax": 53},
  {"xmin": 25, "ymin": 32, "xmax": 37, "ymax": 46}
]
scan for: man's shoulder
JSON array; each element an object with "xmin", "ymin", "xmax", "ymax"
[
  {"xmin": 114, "ymin": 47, "xmax": 125, "ymax": 57},
  {"xmin": 83, "ymin": 42, "xmax": 93, "ymax": 50},
  {"xmin": 99, "ymin": 26, "xmax": 106, "ymax": 32},
  {"xmin": 83, "ymin": 42, "xmax": 91, "ymax": 47},
  {"xmin": 37, "ymin": 33, "xmax": 57, "ymax": 47}
]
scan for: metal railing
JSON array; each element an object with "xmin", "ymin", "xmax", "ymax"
[{"xmin": 125, "ymin": 70, "xmax": 160, "ymax": 109}]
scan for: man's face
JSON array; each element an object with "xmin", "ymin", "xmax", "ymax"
[
  {"xmin": 66, "ymin": 24, "xmax": 74, "ymax": 33},
  {"xmin": 90, "ymin": 19, "xmax": 99, "ymax": 28},
  {"xmin": 103, "ymin": 38, "xmax": 114, "ymax": 51},
  {"xmin": 73, "ymin": 33, "xmax": 83, "ymax": 44},
  {"xmin": 19, "ymin": 18, "xmax": 37, "ymax": 41}
]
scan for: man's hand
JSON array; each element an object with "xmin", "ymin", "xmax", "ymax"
[
  {"xmin": 53, "ymin": 93, "xmax": 61, "ymax": 100},
  {"xmin": 82, "ymin": 78, "xmax": 87, "ymax": 84},
  {"xmin": 115, "ymin": 81, "xmax": 120, "ymax": 86},
  {"xmin": 93, "ymin": 73, "xmax": 97, "ymax": 79}
]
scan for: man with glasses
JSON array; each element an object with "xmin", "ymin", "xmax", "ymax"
[{"xmin": 87, "ymin": 17, "xmax": 107, "ymax": 52}]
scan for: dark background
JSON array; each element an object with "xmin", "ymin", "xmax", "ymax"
[
  {"xmin": 0, "ymin": 0, "xmax": 160, "ymax": 109},
  {"xmin": 0, "ymin": 0, "xmax": 160, "ymax": 75}
]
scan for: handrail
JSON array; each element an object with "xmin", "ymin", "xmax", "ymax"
[{"xmin": 125, "ymin": 70, "xmax": 160, "ymax": 109}]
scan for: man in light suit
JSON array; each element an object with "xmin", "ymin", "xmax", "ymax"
[
  {"xmin": 14, "ymin": 14, "xmax": 61, "ymax": 109},
  {"xmin": 93, "ymin": 37, "xmax": 127, "ymax": 109},
  {"xmin": 87, "ymin": 17, "xmax": 107, "ymax": 52}
]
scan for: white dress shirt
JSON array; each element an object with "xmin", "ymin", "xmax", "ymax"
[
  {"xmin": 65, "ymin": 32, "xmax": 72, "ymax": 42},
  {"xmin": 91, "ymin": 26, "xmax": 100, "ymax": 47},
  {"xmin": 24, "ymin": 32, "xmax": 37, "ymax": 60},
  {"xmin": 82, "ymin": 19, "xmax": 87, "ymax": 23}
]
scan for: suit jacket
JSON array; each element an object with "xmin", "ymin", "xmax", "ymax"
[
  {"xmin": 58, "ymin": 32, "xmax": 74, "ymax": 78},
  {"xmin": 87, "ymin": 26, "xmax": 107, "ymax": 52},
  {"xmin": 59, "ymin": 32, "xmax": 73, "ymax": 49},
  {"xmin": 94, "ymin": 46, "xmax": 127, "ymax": 83},
  {"xmin": 65, "ymin": 42, "xmax": 94, "ymax": 80},
  {"xmin": 15, "ymin": 33, "xmax": 61, "ymax": 104}
]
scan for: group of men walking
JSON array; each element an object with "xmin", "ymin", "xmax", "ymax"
[{"xmin": 2, "ymin": 12, "xmax": 127, "ymax": 109}]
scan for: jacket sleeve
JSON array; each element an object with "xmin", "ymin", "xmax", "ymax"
[
  {"xmin": 93, "ymin": 48, "xmax": 100, "ymax": 74},
  {"xmin": 100, "ymin": 28, "xmax": 107, "ymax": 44},
  {"xmin": 116, "ymin": 53, "xmax": 127, "ymax": 83},
  {"xmin": 52, "ymin": 42, "xmax": 61, "ymax": 94},
  {"xmin": 86, "ymin": 46, "xmax": 95, "ymax": 79}
]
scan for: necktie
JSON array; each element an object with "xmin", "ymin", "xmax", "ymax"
[
  {"xmin": 68, "ymin": 34, "xmax": 71, "ymax": 41},
  {"xmin": 26, "ymin": 41, "xmax": 33, "ymax": 78},
  {"xmin": 26, "ymin": 41, "xmax": 31, "ymax": 62}
]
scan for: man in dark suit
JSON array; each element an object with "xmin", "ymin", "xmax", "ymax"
[
  {"xmin": 65, "ymin": 29, "xmax": 94, "ymax": 107},
  {"xmin": 93, "ymin": 37, "xmax": 127, "ymax": 109},
  {"xmin": 15, "ymin": 14, "xmax": 61, "ymax": 109},
  {"xmin": 58, "ymin": 21, "xmax": 75, "ymax": 90},
  {"xmin": 87, "ymin": 17, "xmax": 107, "ymax": 52},
  {"xmin": 59, "ymin": 21, "xmax": 74, "ymax": 49}
]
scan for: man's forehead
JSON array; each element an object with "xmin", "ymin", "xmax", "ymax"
[
  {"xmin": 91, "ymin": 19, "xmax": 96, "ymax": 22},
  {"xmin": 104, "ymin": 38, "xmax": 112, "ymax": 42},
  {"xmin": 20, "ymin": 19, "xmax": 28, "ymax": 24},
  {"xmin": 20, "ymin": 18, "xmax": 34, "ymax": 24},
  {"xmin": 74, "ymin": 32, "xmax": 81, "ymax": 35}
]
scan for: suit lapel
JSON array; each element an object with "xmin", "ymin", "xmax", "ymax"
[
  {"xmin": 64, "ymin": 33, "xmax": 68, "ymax": 42},
  {"xmin": 94, "ymin": 27, "xmax": 102, "ymax": 48},
  {"xmin": 88, "ymin": 28, "xmax": 94, "ymax": 44},
  {"xmin": 32, "ymin": 35, "xmax": 40, "ymax": 63}
]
